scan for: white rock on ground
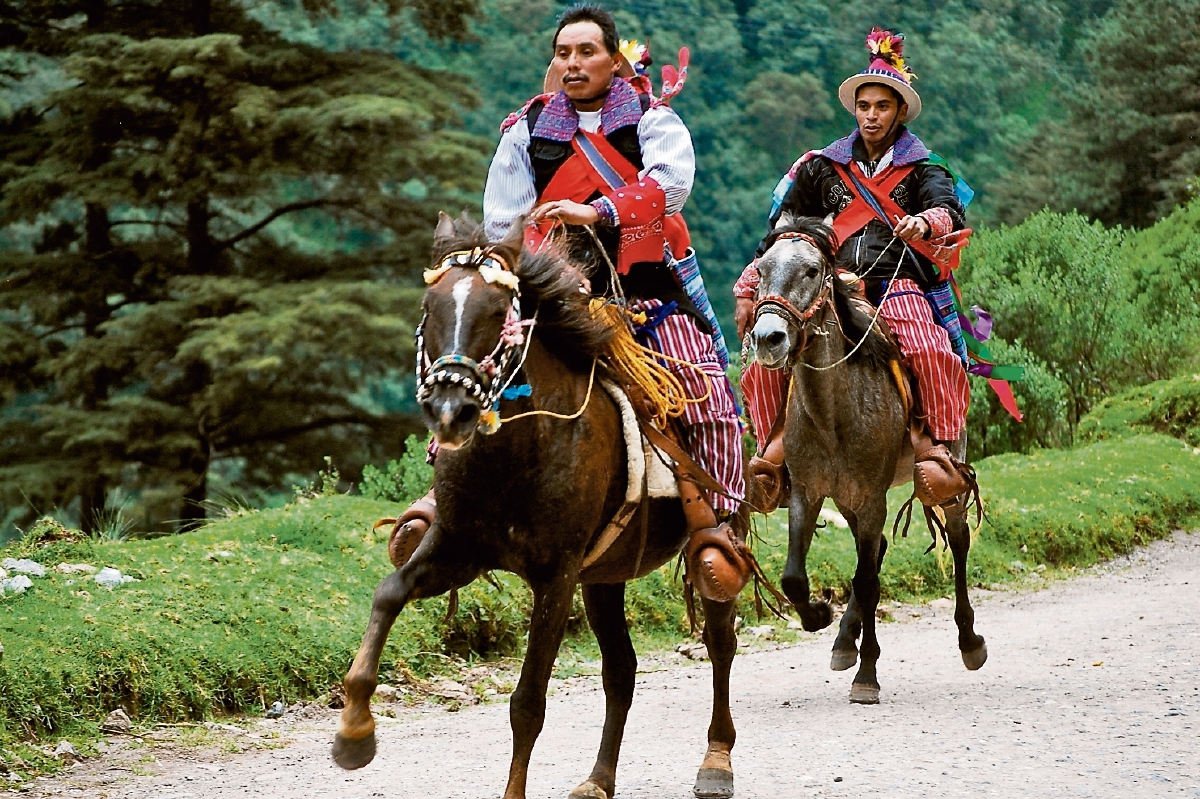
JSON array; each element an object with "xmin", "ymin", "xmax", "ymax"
[
  {"xmin": 745, "ymin": 624, "xmax": 776, "ymax": 639},
  {"xmin": 2, "ymin": 575, "xmax": 33, "ymax": 594},
  {"xmin": 1, "ymin": 558, "xmax": 46, "ymax": 577},
  {"xmin": 55, "ymin": 563, "xmax": 98, "ymax": 575},
  {"xmin": 53, "ymin": 741, "xmax": 81, "ymax": 762},
  {"xmin": 100, "ymin": 708, "xmax": 132, "ymax": 733},
  {"xmin": 374, "ymin": 684, "xmax": 399, "ymax": 702},
  {"xmin": 94, "ymin": 567, "xmax": 138, "ymax": 589}
]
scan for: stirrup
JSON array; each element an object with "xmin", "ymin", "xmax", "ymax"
[
  {"xmin": 373, "ymin": 490, "xmax": 435, "ymax": 569},
  {"xmin": 912, "ymin": 443, "xmax": 972, "ymax": 508},
  {"xmin": 748, "ymin": 456, "xmax": 787, "ymax": 514},
  {"xmin": 685, "ymin": 523, "xmax": 751, "ymax": 603}
]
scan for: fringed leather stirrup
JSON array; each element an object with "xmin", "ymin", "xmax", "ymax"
[
  {"xmin": 680, "ymin": 479, "xmax": 751, "ymax": 604},
  {"xmin": 910, "ymin": 426, "xmax": 971, "ymax": 507},
  {"xmin": 373, "ymin": 489, "xmax": 436, "ymax": 569}
]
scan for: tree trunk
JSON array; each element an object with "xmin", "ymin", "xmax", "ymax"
[
  {"xmin": 79, "ymin": 202, "xmax": 113, "ymax": 534},
  {"xmin": 192, "ymin": 0, "xmax": 211, "ymax": 34},
  {"xmin": 179, "ymin": 433, "xmax": 211, "ymax": 531},
  {"xmin": 186, "ymin": 199, "xmax": 216, "ymax": 273}
]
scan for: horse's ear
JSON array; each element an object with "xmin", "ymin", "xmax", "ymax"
[
  {"xmin": 434, "ymin": 211, "xmax": 456, "ymax": 243},
  {"xmin": 774, "ymin": 211, "xmax": 795, "ymax": 231},
  {"xmin": 492, "ymin": 215, "xmax": 526, "ymax": 262}
]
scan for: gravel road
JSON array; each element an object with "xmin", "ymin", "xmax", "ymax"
[{"xmin": 34, "ymin": 530, "xmax": 1199, "ymax": 799}]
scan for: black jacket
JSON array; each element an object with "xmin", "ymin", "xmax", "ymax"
[{"xmin": 756, "ymin": 135, "xmax": 966, "ymax": 291}]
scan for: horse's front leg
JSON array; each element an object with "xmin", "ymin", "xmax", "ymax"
[
  {"xmin": 504, "ymin": 571, "xmax": 576, "ymax": 799},
  {"xmin": 847, "ymin": 496, "xmax": 888, "ymax": 704},
  {"xmin": 333, "ymin": 542, "xmax": 469, "ymax": 769},
  {"xmin": 780, "ymin": 489, "xmax": 833, "ymax": 631},
  {"xmin": 831, "ymin": 522, "xmax": 888, "ymax": 671},
  {"xmin": 570, "ymin": 583, "xmax": 636, "ymax": 799},
  {"xmin": 693, "ymin": 595, "xmax": 738, "ymax": 799},
  {"xmin": 944, "ymin": 498, "xmax": 987, "ymax": 670}
]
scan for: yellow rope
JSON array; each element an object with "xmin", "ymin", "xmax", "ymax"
[
  {"xmin": 590, "ymin": 300, "xmax": 712, "ymax": 429},
  {"xmin": 499, "ymin": 358, "xmax": 598, "ymax": 424}
]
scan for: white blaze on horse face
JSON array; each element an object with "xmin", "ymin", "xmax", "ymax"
[{"xmin": 451, "ymin": 275, "xmax": 476, "ymax": 354}]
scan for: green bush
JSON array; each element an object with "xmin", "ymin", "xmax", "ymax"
[
  {"xmin": 359, "ymin": 435, "xmax": 434, "ymax": 504},
  {"xmin": 1078, "ymin": 373, "xmax": 1200, "ymax": 447}
]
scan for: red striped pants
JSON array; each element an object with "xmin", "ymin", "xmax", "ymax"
[
  {"xmin": 633, "ymin": 300, "xmax": 745, "ymax": 514},
  {"xmin": 742, "ymin": 278, "xmax": 969, "ymax": 447}
]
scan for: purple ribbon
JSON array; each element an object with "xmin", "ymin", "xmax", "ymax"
[
  {"xmin": 968, "ymin": 363, "xmax": 993, "ymax": 377},
  {"xmin": 957, "ymin": 305, "xmax": 993, "ymax": 342}
]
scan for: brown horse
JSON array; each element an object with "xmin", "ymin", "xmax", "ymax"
[
  {"xmin": 748, "ymin": 215, "xmax": 986, "ymax": 705},
  {"xmin": 332, "ymin": 214, "xmax": 742, "ymax": 799}
]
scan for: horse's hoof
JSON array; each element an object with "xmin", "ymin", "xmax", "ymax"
[
  {"xmin": 694, "ymin": 768, "xmax": 735, "ymax": 799},
  {"xmin": 797, "ymin": 601, "xmax": 834, "ymax": 632},
  {"xmin": 961, "ymin": 640, "xmax": 988, "ymax": 671},
  {"xmin": 830, "ymin": 648, "xmax": 858, "ymax": 671},
  {"xmin": 331, "ymin": 731, "xmax": 377, "ymax": 770},
  {"xmin": 568, "ymin": 779, "xmax": 609, "ymax": 799},
  {"xmin": 849, "ymin": 683, "xmax": 880, "ymax": 705}
]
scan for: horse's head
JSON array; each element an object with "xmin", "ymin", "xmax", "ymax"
[
  {"xmin": 417, "ymin": 213, "xmax": 527, "ymax": 449},
  {"xmin": 751, "ymin": 213, "xmax": 838, "ymax": 369}
]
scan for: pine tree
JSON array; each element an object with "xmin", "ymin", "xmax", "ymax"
[{"xmin": 0, "ymin": 0, "xmax": 488, "ymax": 533}]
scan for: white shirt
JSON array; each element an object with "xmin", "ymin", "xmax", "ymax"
[{"xmin": 483, "ymin": 104, "xmax": 696, "ymax": 241}]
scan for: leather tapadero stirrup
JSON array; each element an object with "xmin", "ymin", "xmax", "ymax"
[
  {"xmin": 685, "ymin": 522, "xmax": 752, "ymax": 603},
  {"xmin": 376, "ymin": 490, "xmax": 436, "ymax": 569},
  {"xmin": 910, "ymin": 427, "xmax": 970, "ymax": 507},
  {"xmin": 679, "ymin": 477, "xmax": 751, "ymax": 603}
]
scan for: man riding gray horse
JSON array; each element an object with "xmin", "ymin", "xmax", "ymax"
[{"xmin": 735, "ymin": 28, "xmax": 975, "ymax": 511}]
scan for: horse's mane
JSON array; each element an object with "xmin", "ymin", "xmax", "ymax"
[
  {"xmin": 432, "ymin": 216, "xmax": 613, "ymax": 369},
  {"xmin": 767, "ymin": 217, "xmax": 899, "ymax": 370}
]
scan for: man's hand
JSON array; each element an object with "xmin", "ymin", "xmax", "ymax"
[
  {"xmin": 531, "ymin": 200, "xmax": 601, "ymax": 226},
  {"xmin": 735, "ymin": 297, "xmax": 754, "ymax": 340},
  {"xmin": 893, "ymin": 214, "xmax": 930, "ymax": 242}
]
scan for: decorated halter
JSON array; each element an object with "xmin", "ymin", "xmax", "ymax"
[
  {"xmin": 415, "ymin": 247, "xmax": 536, "ymax": 434},
  {"xmin": 752, "ymin": 232, "xmax": 836, "ymax": 341}
]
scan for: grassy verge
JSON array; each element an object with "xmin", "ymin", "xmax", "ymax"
[{"xmin": 3, "ymin": 433, "xmax": 1199, "ymax": 778}]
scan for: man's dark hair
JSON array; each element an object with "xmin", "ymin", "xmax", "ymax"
[
  {"xmin": 553, "ymin": 4, "xmax": 619, "ymax": 55},
  {"xmin": 855, "ymin": 82, "xmax": 906, "ymax": 107}
]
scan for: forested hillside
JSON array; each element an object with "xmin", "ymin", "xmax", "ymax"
[{"xmin": 2, "ymin": 0, "xmax": 1198, "ymax": 537}]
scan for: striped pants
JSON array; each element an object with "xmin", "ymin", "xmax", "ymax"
[
  {"xmin": 742, "ymin": 278, "xmax": 969, "ymax": 447},
  {"xmin": 633, "ymin": 300, "xmax": 745, "ymax": 514}
]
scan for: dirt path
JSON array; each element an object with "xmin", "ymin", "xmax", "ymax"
[{"xmin": 34, "ymin": 531, "xmax": 1199, "ymax": 799}]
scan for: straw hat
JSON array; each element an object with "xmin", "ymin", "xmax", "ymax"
[{"xmin": 837, "ymin": 28, "xmax": 922, "ymax": 122}]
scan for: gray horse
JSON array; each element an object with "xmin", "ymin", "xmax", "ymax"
[{"xmin": 749, "ymin": 215, "xmax": 986, "ymax": 705}]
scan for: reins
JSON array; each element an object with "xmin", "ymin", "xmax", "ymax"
[{"xmin": 750, "ymin": 233, "xmax": 903, "ymax": 372}]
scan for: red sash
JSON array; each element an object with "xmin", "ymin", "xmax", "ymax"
[
  {"xmin": 829, "ymin": 161, "xmax": 970, "ymax": 274},
  {"xmin": 524, "ymin": 131, "xmax": 689, "ymax": 273}
]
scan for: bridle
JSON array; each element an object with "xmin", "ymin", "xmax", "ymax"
[
  {"xmin": 415, "ymin": 247, "xmax": 536, "ymax": 434},
  {"xmin": 752, "ymin": 232, "xmax": 838, "ymax": 359},
  {"xmin": 750, "ymin": 230, "xmax": 904, "ymax": 372}
]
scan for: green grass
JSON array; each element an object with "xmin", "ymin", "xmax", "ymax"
[
  {"xmin": 3, "ymin": 432, "xmax": 1199, "ymax": 777},
  {"xmin": 1077, "ymin": 373, "xmax": 1200, "ymax": 447}
]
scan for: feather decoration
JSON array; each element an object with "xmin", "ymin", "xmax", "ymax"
[{"xmin": 865, "ymin": 27, "xmax": 917, "ymax": 82}]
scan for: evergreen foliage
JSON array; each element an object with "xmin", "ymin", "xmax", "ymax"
[
  {"xmin": 993, "ymin": 0, "xmax": 1200, "ymax": 226},
  {"xmin": 0, "ymin": 0, "xmax": 489, "ymax": 535}
]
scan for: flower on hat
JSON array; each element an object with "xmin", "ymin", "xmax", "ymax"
[
  {"xmin": 619, "ymin": 39, "xmax": 651, "ymax": 69},
  {"xmin": 865, "ymin": 27, "xmax": 917, "ymax": 83}
]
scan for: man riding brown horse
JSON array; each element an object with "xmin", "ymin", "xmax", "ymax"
[
  {"xmin": 735, "ymin": 28, "xmax": 974, "ymax": 510},
  {"xmin": 387, "ymin": 3, "xmax": 751, "ymax": 604}
]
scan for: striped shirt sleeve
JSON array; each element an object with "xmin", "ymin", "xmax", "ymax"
[
  {"xmin": 483, "ymin": 121, "xmax": 536, "ymax": 242},
  {"xmin": 637, "ymin": 105, "xmax": 695, "ymax": 216}
]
